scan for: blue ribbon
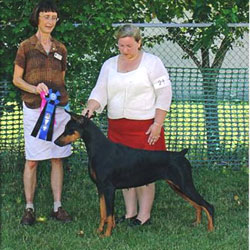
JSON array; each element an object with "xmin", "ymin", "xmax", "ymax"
[{"xmin": 31, "ymin": 89, "xmax": 61, "ymax": 141}]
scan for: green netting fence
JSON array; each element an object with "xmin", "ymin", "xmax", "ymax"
[
  {"xmin": 0, "ymin": 67, "xmax": 248, "ymax": 167},
  {"xmin": 165, "ymin": 67, "xmax": 248, "ymax": 167}
]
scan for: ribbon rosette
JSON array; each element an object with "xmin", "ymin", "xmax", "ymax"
[{"xmin": 31, "ymin": 89, "xmax": 61, "ymax": 141}]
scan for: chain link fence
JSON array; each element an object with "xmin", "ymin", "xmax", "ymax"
[
  {"xmin": 140, "ymin": 23, "xmax": 248, "ymax": 166},
  {"xmin": 0, "ymin": 23, "xmax": 249, "ymax": 167}
]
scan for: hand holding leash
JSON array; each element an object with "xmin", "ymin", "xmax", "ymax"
[
  {"xmin": 82, "ymin": 108, "xmax": 94, "ymax": 118},
  {"xmin": 82, "ymin": 99, "xmax": 100, "ymax": 118}
]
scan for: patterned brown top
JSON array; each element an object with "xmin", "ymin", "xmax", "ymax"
[{"xmin": 14, "ymin": 35, "xmax": 69, "ymax": 109}]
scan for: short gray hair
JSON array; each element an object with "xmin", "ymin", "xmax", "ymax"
[{"xmin": 115, "ymin": 24, "xmax": 141, "ymax": 42}]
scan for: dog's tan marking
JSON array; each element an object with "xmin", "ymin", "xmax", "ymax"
[
  {"xmin": 98, "ymin": 195, "xmax": 107, "ymax": 234},
  {"xmin": 90, "ymin": 168, "xmax": 96, "ymax": 181},
  {"xmin": 104, "ymin": 215, "xmax": 115, "ymax": 237},
  {"xmin": 58, "ymin": 131, "xmax": 81, "ymax": 145},
  {"xmin": 166, "ymin": 180, "xmax": 213, "ymax": 231},
  {"xmin": 203, "ymin": 207, "xmax": 214, "ymax": 231},
  {"xmin": 97, "ymin": 194, "xmax": 116, "ymax": 237},
  {"xmin": 193, "ymin": 206, "xmax": 202, "ymax": 225}
]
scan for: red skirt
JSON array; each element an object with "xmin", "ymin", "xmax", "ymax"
[{"xmin": 107, "ymin": 118, "xmax": 166, "ymax": 151}]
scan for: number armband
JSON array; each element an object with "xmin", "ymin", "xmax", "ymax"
[{"xmin": 153, "ymin": 75, "xmax": 171, "ymax": 90}]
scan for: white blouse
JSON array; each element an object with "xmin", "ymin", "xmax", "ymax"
[{"xmin": 89, "ymin": 52, "xmax": 172, "ymax": 120}]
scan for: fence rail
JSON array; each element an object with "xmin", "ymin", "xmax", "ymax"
[{"xmin": 113, "ymin": 23, "xmax": 249, "ymax": 28}]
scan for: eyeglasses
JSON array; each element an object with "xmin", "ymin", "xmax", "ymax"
[{"xmin": 39, "ymin": 15, "xmax": 59, "ymax": 22}]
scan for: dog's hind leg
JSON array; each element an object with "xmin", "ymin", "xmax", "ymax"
[
  {"xmin": 184, "ymin": 187, "xmax": 214, "ymax": 232},
  {"xmin": 166, "ymin": 180, "xmax": 214, "ymax": 232},
  {"xmin": 166, "ymin": 180, "xmax": 202, "ymax": 225}
]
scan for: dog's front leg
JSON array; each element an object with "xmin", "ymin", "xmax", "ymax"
[
  {"xmin": 103, "ymin": 186, "xmax": 116, "ymax": 237},
  {"xmin": 97, "ymin": 193, "xmax": 106, "ymax": 234}
]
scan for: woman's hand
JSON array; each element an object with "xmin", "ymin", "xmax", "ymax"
[
  {"xmin": 82, "ymin": 107, "xmax": 95, "ymax": 118},
  {"xmin": 81, "ymin": 99, "xmax": 101, "ymax": 118},
  {"xmin": 146, "ymin": 122, "xmax": 162, "ymax": 145},
  {"xmin": 35, "ymin": 82, "xmax": 49, "ymax": 95}
]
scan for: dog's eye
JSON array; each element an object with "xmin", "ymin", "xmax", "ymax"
[{"xmin": 67, "ymin": 129, "xmax": 75, "ymax": 135}]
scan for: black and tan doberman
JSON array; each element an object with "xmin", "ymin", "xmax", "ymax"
[{"xmin": 54, "ymin": 112, "xmax": 214, "ymax": 237}]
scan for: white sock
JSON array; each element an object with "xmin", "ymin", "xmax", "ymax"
[
  {"xmin": 26, "ymin": 203, "xmax": 34, "ymax": 211},
  {"xmin": 54, "ymin": 201, "xmax": 62, "ymax": 212}
]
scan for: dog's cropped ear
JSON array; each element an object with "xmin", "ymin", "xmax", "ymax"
[
  {"xmin": 65, "ymin": 110, "xmax": 79, "ymax": 120},
  {"xmin": 65, "ymin": 110, "xmax": 85, "ymax": 123},
  {"xmin": 84, "ymin": 110, "xmax": 96, "ymax": 119}
]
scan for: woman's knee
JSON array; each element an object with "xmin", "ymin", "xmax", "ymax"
[
  {"xmin": 25, "ymin": 160, "xmax": 38, "ymax": 169},
  {"xmin": 51, "ymin": 158, "xmax": 63, "ymax": 168}
]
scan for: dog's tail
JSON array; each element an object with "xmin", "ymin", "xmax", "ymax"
[{"xmin": 180, "ymin": 148, "xmax": 188, "ymax": 156}]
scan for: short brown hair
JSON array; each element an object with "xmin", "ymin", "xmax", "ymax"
[{"xmin": 29, "ymin": 0, "xmax": 59, "ymax": 27}]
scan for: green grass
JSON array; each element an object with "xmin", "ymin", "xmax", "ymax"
[{"xmin": 0, "ymin": 152, "xmax": 248, "ymax": 250}]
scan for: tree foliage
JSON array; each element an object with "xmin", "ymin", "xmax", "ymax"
[
  {"xmin": 0, "ymin": 0, "xmax": 248, "ymax": 108},
  {"xmin": 147, "ymin": 0, "xmax": 249, "ymax": 68}
]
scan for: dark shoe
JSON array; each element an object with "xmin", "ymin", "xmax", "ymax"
[
  {"xmin": 51, "ymin": 207, "xmax": 72, "ymax": 222},
  {"xmin": 129, "ymin": 218, "xmax": 151, "ymax": 227},
  {"xmin": 20, "ymin": 208, "xmax": 35, "ymax": 225},
  {"xmin": 116, "ymin": 214, "xmax": 137, "ymax": 224}
]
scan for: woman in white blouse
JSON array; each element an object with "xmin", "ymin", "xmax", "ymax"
[{"xmin": 83, "ymin": 24, "xmax": 172, "ymax": 226}]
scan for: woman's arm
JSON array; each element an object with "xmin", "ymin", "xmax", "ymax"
[
  {"xmin": 146, "ymin": 54, "xmax": 172, "ymax": 145},
  {"xmin": 13, "ymin": 64, "xmax": 49, "ymax": 95},
  {"xmin": 82, "ymin": 59, "xmax": 111, "ymax": 117}
]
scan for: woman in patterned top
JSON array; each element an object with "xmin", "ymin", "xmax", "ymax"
[{"xmin": 13, "ymin": 0, "xmax": 72, "ymax": 225}]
